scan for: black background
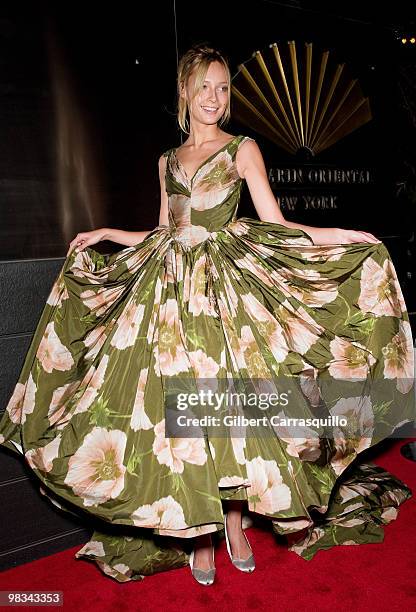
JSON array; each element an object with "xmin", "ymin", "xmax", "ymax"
[{"xmin": 0, "ymin": 1, "xmax": 414, "ymax": 285}]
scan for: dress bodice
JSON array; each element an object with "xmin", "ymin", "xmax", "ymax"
[{"xmin": 163, "ymin": 134, "xmax": 253, "ymax": 248}]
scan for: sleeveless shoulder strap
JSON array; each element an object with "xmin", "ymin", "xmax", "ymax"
[
  {"xmin": 231, "ymin": 135, "xmax": 255, "ymax": 160},
  {"xmin": 162, "ymin": 147, "xmax": 174, "ymax": 159},
  {"xmin": 238, "ymin": 135, "xmax": 255, "ymax": 147}
]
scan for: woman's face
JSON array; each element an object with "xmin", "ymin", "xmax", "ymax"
[{"xmin": 183, "ymin": 60, "xmax": 229, "ymax": 128}]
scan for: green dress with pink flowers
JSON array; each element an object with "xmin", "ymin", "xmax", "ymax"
[{"xmin": 0, "ymin": 134, "xmax": 414, "ymax": 582}]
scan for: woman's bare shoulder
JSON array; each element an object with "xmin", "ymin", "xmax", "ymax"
[
  {"xmin": 158, "ymin": 152, "xmax": 169, "ymax": 174},
  {"xmin": 236, "ymin": 137, "xmax": 261, "ymax": 157}
]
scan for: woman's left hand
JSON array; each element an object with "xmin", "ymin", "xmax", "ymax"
[{"xmin": 335, "ymin": 228, "xmax": 381, "ymax": 244}]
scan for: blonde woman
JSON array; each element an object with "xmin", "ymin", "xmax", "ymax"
[{"xmin": 1, "ymin": 45, "xmax": 413, "ymax": 586}]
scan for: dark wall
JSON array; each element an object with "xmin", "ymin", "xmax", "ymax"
[
  {"xmin": 0, "ymin": 1, "xmax": 414, "ymax": 258},
  {"xmin": 0, "ymin": 259, "xmax": 92, "ymax": 571},
  {"xmin": 0, "ymin": 0, "xmax": 414, "ymax": 571}
]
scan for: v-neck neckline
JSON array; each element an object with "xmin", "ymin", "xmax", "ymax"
[{"xmin": 173, "ymin": 134, "xmax": 240, "ymax": 185}]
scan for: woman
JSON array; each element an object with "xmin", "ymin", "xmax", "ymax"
[{"xmin": 1, "ymin": 45, "xmax": 413, "ymax": 586}]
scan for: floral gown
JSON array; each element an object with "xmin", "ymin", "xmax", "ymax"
[{"xmin": 0, "ymin": 134, "xmax": 414, "ymax": 582}]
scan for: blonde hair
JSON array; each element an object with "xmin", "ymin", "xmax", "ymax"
[{"xmin": 177, "ymin": 45, "xmax": 231, "ymax": 134}]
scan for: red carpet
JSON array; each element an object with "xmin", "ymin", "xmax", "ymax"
[{"xmin": 1, "ymin": 436, "xmax": 416, "ymax": 612}]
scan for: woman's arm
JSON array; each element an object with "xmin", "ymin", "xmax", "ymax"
[
  {"xmin": 158, "ymin": 154, "xmax": 169, "ymax": 227},
  {"xmin": 66, "ymin": 226, "xmax": 151, "ymax": 254},
  {"xmin": 101, "ymin": 228, "xmax": 152, "ymax": 247},
  {"xmin": 236, "ymin": 140, "xmax": 380, "ymax": 245}
]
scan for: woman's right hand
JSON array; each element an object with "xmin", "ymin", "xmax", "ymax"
[{"xmin": 66, "ymin": 228, "xmax": 108, "ymax": 256}]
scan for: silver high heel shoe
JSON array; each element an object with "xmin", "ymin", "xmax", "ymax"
[
  {"xmin": 224, "ymin": 512, "xmax": 255, "ymax": 572},
  {"xmin": 189, "ymin": 542, "xmax": 216, "ymax": 586}
]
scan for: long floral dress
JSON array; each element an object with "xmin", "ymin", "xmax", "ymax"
[{"xmin": 0, "ymin": 134, "xmax": 413, "ymax": 582}]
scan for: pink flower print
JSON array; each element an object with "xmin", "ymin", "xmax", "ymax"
[
  {"xmin": 72, "ymin": 354, "xmax": 109, "ymax": 416},
  {"xmin": 47, "ymin": 380, "xmax": 82, "ymax": 428},
  {"xmin": 70, "ymin": 251, "xmax": 107, "ymax": 283},
  {"xmin": 246, "ymin": 456, "xmax": 291, "ymax": 514},
  {"xmin": 192, "ymin": 150, "xmax": 237, "ymax": 209},
  {"xmin": 174, "ymin": 225, "xmax": 212, "ymax": 248},
  {"xmin": 296, "ymin": 245, "xmax": 347, "ymax": 262},
  {"xmin": 47, "ymin": 275, "xmax": 69, "ymax": 307},
  {"xmin": 278, "ymin": 302, "xmax": 322, "ymax": 354},
  {"xmin": 83, "ymin": 323, "xmax": 114, "ymax": 361},
  {"xmin": 239, "ymin": 325, "xmax": 270, "ymax": 377},
  {"xmin": 299, "ymin": 364, "xmax": 321, "ymax": 408},
  {"xmin": 242, "ymin": 292, "xmax": 289, "ymax": 363},
  {"xmin": 234, "ymin": 253, "xmax": 274, "ymax": 287},
  {"xmin": 80, "ymin": 285, "xmax": 125, "ymax": 317},
  {"xmin": 36, "ymin": 321, "xmax": 74, "ymax": 373},
  {"xmin": 152, "ymin": 419, "xmax": 208, "ymax": 474},
  {"xmin": 189, "ymin": 255, "xmax": 219, "ymax": 317},
  {"xmin": 227, "ymin": 220, "xmax": 250, "ymax": 237},
  {"xmin": 279, "ymin": 267, "xmax": 339, "ymax": 307},
  {"xmin": 153, "ymin": 299, "xmax": 190, "ymax": 376},
  {"xmin": 147, "ymin": 278, "xmax": 163, "ymax": 344},
  {"xmin": 110, "ymin": 302, "xmax": 145, "ymax": 350},
  {"xmin": 25, "ymin": 435, "xmax": 62, "ymax": 472},
  {"xmin": 329, "ymin": 336, "xmax": 376, "ymax": 379},
  {"xmin": 329, "ymin": 395, "xmax": 374, "ymax": 475},
  {"xmin": 131, "ymin": 495, "xmax": 188, "ymax": 530},
  {"xmin": 231, "ymin": 436, "xmax": 247, "ymax": 465},
  {"xmin": 218, "ymin": 475, "xmax": 250, "ymax": 487},
  {"xmin": 358, "ymin": 257, "xmax": 406, "ymax": 317},
  {"xmin": 289, "ymin": 527, "xmax": 326, "ymax": 556},
  {"xmin": 189, "ymin": 349, "xmax": 220, "ymax": 378},
  {"xmin": 130, "ymin": 367, "xmax": 153, "ymax": 431},
  {"xmin": 64, "ymin": 426, "xmax": 127, "ymax": 507},
  {"xmin": 382, "ymin": 320, "xmax": 414, "ymax": 393},
  {"xmin": 6, "ymin": 373, "xmax": 37, "ymax": 424}
]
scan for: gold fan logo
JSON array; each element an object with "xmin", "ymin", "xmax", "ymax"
[{"xmin": 232, "ymin": 41, "xmax": 372, "ymax": 156}]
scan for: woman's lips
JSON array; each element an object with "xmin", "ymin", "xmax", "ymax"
[{"xmin": 201, "ymin": 106, "xmax": 219, "ymax": 114}]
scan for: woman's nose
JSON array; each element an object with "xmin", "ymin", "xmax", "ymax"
[{"xmin": 207, "ymin": 89, "xmax": 217, "ymax": 101}]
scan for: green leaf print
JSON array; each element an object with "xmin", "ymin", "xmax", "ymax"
[
  {"xmin": 91, "ymin": 253, "xmax": 106, "ymax": 271},
  {"xmin": 126, "ymin": 446, "xmax": 153, "ymax": 476},
  {"xmin": 307, "ymin": 464, "xmax": 335, "ymax": 496},
  {"xmin": 170, "ymin": 472, "xmax": 184, "ymax": 494},
  {"xmin": 329, "ymin": 524, "xmax": 340, "ymax": 545},
  {"xmin": 193, "ymin": 489, "xmax": 224, "ymax": 507},
  {"xmin": 80, "ymin": 312, "xmax": 97, "ymax": 325},
  {"xmin": 186, "ymin": 327, "xmax": 207, "ymax": 350},
  {"xmin": 89, "ymin": 397, "xmax": 112, "ymax": 427},
  {"xmin": 138, "ymin": 282, "xmax": 154, "ymax": 302},
  {"xmin": 372, "ymin": 400, "xmax": 394, "ymax": 418},
  {"xmin": 372, "ymin": 399, "xmax": 395, "ymax": 428},
  {"xmin": 346, "ymin": 310, "xmax": 376, "ymax": 336},
  {"xmin": 247, "ymin": 492, "xmax": 262, "ymax": 510},
  {"xmin": 34, "ymin": 359, "xmax": 42, "ymax": 385},
  {"xmin": 126, "ymin": 444, "xmax": 141, "ymax": 475},
  {"xmin": 55, "ymin": 305, "xmax": 65, "ymax": 324},
  {"xmin": 106, "ymin": 535, "xmax": 128, "ymax": 554}
]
